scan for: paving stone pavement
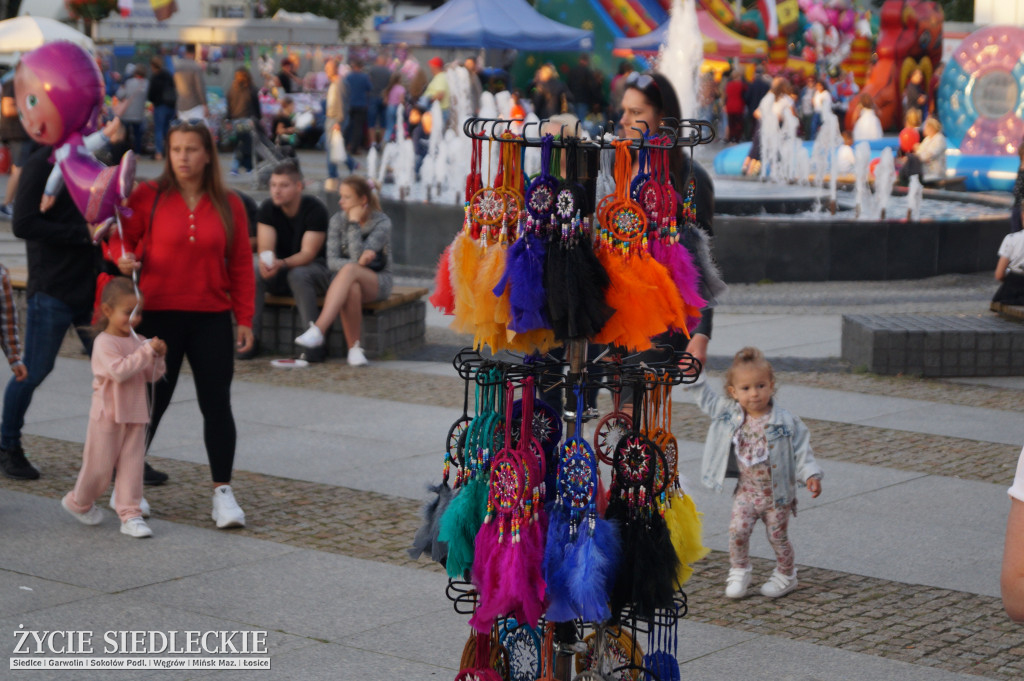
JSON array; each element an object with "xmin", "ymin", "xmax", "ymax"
[
  {"xmin": 4, "ymin": 158, "xmax": 1023, "ymax": 678},
  {"xmin": 4, "ymin": 354, "xmax": 1024, "ymax": 680}
]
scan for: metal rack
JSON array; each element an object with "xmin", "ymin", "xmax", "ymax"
[{"xmin": 436, "ymin": 115, "xmax": 717, "ymax": 681}]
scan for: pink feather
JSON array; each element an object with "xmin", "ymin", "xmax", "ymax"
[
  {"xmin": 515, "ymin": 510, "xmax": 549, "ymax": 627},
  {"xmin": 469, "ymin": 520, "xmax": 505, "ymax": 632},
  {"xmin": 651, "ymin": 239, "xmax": 706, "ymax": 332}
]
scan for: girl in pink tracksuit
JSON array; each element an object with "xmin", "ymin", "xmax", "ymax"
[{"xmin": 61, "ymin": 278, "xmax": 166, "ymax": 538}]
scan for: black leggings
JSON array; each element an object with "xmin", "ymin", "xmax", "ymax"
[{"xmin": 139, "ymin": 310, "xmax": 237, "ymax": 483}]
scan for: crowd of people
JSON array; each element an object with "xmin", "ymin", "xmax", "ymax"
[{"xmin": 4, "ymin": 40, "xmax": 1024, "ymax": 631}]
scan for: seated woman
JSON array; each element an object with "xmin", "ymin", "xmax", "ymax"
[
  {"xmin": 273, "ymin": 96, "xmax": 298, "ymax": 148},
  {"xmin": 294, "ymin": 176, "xmax": 391, "ymax": 366},
  {"xmin": 993, "ymin": 218, "xmax": 1024, "ymax": 305},
  {"xmin": 898, "ymin": 117, "xmax": 947, "ymax": 185}
]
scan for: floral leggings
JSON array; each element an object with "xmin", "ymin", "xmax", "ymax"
[{"xmin": 729, "ymin": 462, "xmax": 795, "ymax": 575}]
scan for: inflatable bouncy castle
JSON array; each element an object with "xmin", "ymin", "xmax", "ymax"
[{"xmin": 846, "ymin": 0, "xmax": 943, "ymax": 131}]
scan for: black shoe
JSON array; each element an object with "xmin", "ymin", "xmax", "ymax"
[
  {"xmin": 0, "ymin": 444, "xmax": 40, "ymax": 480},
  {"xmin": 144, "ymin": 462, "xmax": 169, "ymax": 486},
  {"xmin": 236, "ymin": 339, "xmax": 260, "ymax": 360},
  {"xmin": 299, "ymin": 346, "xmax": 327, "ymax": 363}
]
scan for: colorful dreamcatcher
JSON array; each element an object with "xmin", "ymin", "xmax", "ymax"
[
  {"xmin": 471, "ymin": 377, "xmax": 547, "ymax": 631},
  {"xmin": 544, "ymin": 384, "xmax": 621, "ymax": 624},
  {"xmin": 605, "ymin": 382, "xmax": 680, "ymax": 622}
]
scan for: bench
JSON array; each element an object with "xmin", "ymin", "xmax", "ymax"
[
  {"xmin": 841, "ymin": 313, "xmax": 1024, "ymax": 377},
  {"xmin": 8, "ymin": 267, "xmax": 428, "ymax": 360},
  {"xmin": 991, "ymin": 301, "xmax": 1024, "ymax": 323},
  {"xmin": 260, "ymin": 285, "xmax": 429, "ymax": 359}
]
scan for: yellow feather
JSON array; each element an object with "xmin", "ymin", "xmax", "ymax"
[{"xmin": 665, "ymin": 489, "xmax": 709, "ymax": 586}]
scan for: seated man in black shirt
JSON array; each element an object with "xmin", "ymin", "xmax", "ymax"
[{"xmin": 242, "ymin": 160, "xmax": 331, "ymax": 361}]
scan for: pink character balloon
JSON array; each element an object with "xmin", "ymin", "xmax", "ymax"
[{"xmin": 14, "ymin": 41, "xmax": 134, "ymax": 243}]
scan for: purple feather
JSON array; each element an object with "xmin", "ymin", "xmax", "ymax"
[{"xmin": 507, "ymin": 233, "xmax": 551, "ymax": 332}]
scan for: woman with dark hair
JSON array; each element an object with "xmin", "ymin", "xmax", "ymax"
[
  {"xmin": 227, "ymin": 67, "xmax": 261, "ymax": 175},
  {"xmin": 619, "ymin": 71, "xmax": 726, "ymax": 366},
  {"xmin": 113, "ymin": 120, "xmax": 255, "ymax": 527},
  {"xmin": 295, "ymin": 175, "xmax": 392, "ymax": 366}
]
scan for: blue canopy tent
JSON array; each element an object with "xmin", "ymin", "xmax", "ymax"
[{"xmin": 378, "ymin": 0, "xmax": 593, "ymax": 51}]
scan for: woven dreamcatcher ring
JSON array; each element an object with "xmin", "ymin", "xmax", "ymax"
[
  {"xmin": 525, "ymin": 173, "xmax": 558, "ymax": 222},
  {"xmin": 554, "ymin": 181, "xmax": 586, "ymax": 227},
  {"xmin": 489, "ymin": 448, "xmax": 527, "ymax": 519},
  {"xmin": 471, "ymin": 187, "xmax": 506, "ymax": 227},
  {"xmin": 655, "ymin": 430, "xmax": 679, "ymax": 488},
  {"xmin": 446, "ymin": 415, "xmax": 472, "ymax": 467},
  {"xmin": 498, "ymin": 187, "xmax": 523, "ymax": 228},
  {"xmin": 648, "ymin": 439, "xmax": 672, "ymax": 497},
  {"xmin": 499, "ymin": 618, "xmax": 542, "ymax": 681},
  {"xmin": 511, "ymin": 397, "xmax": 563, "ymax": 457},
  {"xmin": 637, "ymin": 178, "xmax": 667, "ymax": 225},
  {"xmin": 614, "ymin": 434, "xmax": 658, "ymax": 490},
  {"xmin": 558, "ymin": 437, "xmax": 598, "ymax": 514},
  {"xmin": 595, "ymin": 194, "xmax": 616, "ymax": 232},
  {"xmin": 574, "ymin": 628, "xmax": 643, "ymax": 680},
  {"xmin": 606, "ymin": 199, "xmax": 648, "ymax": 246},
  {"xmin": 594, "ymin": 410, "xmax": 633, "ymax": 466}
]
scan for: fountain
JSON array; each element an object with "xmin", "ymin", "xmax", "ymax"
[{"xmin": 360, "ymin": 33, "xmax": 1009, "ymax": 284}]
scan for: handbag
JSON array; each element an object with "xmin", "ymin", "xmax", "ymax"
[
  {"xmin": 328, "ymin": 127, "xmax": 347, "ymax": 164},
  {"xmin": 367, "ymin": 250, "xmax": 387, "ymax": 272}
]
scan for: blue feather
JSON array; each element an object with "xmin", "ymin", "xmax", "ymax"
[
  {"xmin": 567, "ymin": 516, "xmax": 621, "ymax": 622},
  {"xmin": 542, "ymin": 506, "xmax": 577, "ymax": 622},
  {"xmin": 643, "ymin": 651, "xmax": 680, "ymax": 681}
]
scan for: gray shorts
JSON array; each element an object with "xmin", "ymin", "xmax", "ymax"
[{"xmin": 6, "ymin": 140, "xmax": 31, "ymax": 167}]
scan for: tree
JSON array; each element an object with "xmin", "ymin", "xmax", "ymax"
[
  {"xmin": 2, "ymin": 0, "xmax": 23, "ymax": 20},
  {"xmin": 264, "ymin": 0, "xmax": 382, "ymax": 40},
  {"xmin": 935, "ymin": 0, "xmax": 972, "ymax": 22}
]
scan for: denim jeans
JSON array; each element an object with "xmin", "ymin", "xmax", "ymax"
[
  {"xmin": 232, "ymin": 128, "xmax": 253, "ymax": 172},
  {"xmin": 1, "ymin": 293, "xmax": 93, "ymax": 450},
  {"xmin": 153, "ymin": 104, "xmax": 174, "ymax": 156},
  {"xmin": 384, "ymin": 104, "xmax": 399, "ymax": 142}
]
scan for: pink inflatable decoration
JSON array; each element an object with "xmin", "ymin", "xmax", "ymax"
[{"xmin": 14, "ymin": 41, "xmax": 134, "ymax": 243}]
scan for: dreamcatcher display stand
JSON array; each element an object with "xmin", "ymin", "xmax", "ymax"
[{"xmin": 438, "ymin": 117, "xmax": 714, "ymax": 681}]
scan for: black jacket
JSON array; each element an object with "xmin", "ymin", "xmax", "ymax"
[
  {"xmin": 147, "ymin": 70, "xmax": 176, "ymax": 108},
  {"xmin": 14, "ymin": 145, "xmax": 100, "ymax": 311}
]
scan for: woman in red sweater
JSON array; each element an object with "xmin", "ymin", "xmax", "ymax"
[{"xmin": 113, "ymin": 120, "xmax": 255, "ymax": 529}]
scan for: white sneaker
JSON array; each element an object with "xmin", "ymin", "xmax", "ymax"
[
  {"xmin": 212, "ymin": 485, "xmax": 246, "ymax": 528},
  {"xmin": 109, "ymin": 490, "xmax": 151, "ymax": 518},
  {"xmin": 725, "ymin": 567, "xmax": 752, "ymax": 599},
  {"xmin": 61, "ymin": 496, "xmax": 104, "ymax": 525},
  {"xmin": 347, "ymin": 342, "xmax": 368, "ymax": 367},
  {"xmin": 120, "ymin": 516, "xmax": 153, "ymax": 538},
  {"xmin": 295, "ymin": 322, "xmax": 324, "ymax": 348},
  {"xmin": 760, "ymin": 568, "xmax": 798, "ymax": 598}
]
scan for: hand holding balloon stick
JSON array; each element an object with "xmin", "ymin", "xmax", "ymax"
[{"xmin": 14, "ymin": 41, "xmax": 136, "ymax": 244}]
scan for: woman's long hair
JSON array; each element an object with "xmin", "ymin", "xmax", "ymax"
[
  {"xmin": 233, "ymin": 67, "xmax": 253, "ymax": 89},
  {"xmin": 341, "ymin": 175, "xmax": 381, "ymax": 215},
  {"xmin": 155, "ymin": 122, "xmax": 235, "ymax": 247},
  {"xmin": 625, "ymin": 72, "xmax": 715, "ymax": 231}
]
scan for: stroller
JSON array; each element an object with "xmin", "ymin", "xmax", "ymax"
[{"xmin": 252, "ymin": 120, "xmax": 298, "ymax": 189}]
